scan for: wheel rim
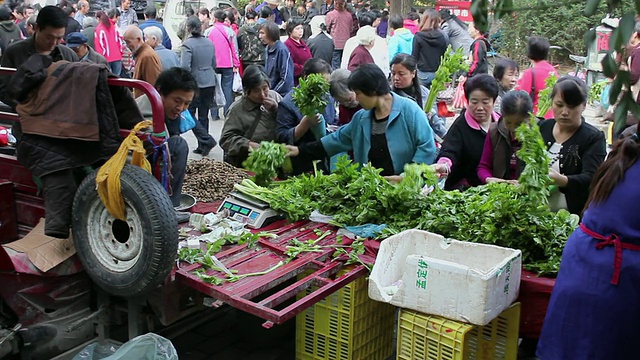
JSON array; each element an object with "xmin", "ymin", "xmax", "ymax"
[{"xmin": 87, "ymin": 199, "xmax": 144, "ymax": 273}]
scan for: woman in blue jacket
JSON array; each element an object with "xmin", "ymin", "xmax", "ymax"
[
  {"xmin": 259, "ymin": 21, "xmax": 294, "ymax": 96},
  {"xmin": 286, "ymin": 64, "xmax": 437, "ymax": 176}
]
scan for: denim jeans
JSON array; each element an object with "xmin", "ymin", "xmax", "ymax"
[
  {"xmin": 332, "ymin": 49, "xmax": 344, "ymax": 70},
  {"xmin": 216, "ymin": 68, "xmax": 234, "ymax": 116},
  {"xmin": 108, "ymin": 60, "xmax": 122, "ymax": 76},
  {"xmin": 418, "ymin": 71, "xmax": 436, "ymax": 89}
]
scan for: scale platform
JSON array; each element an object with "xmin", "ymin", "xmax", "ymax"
[{"xmin": 218, "ymin": 191, "xmax": 281, "ymax": 228}]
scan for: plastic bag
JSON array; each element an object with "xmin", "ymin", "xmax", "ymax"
[
  {"xmin": 179, "ymin": 110, "xmax": 196, "ymax": 133},
  {"xmin": 232, "ymin": 72, "xmax": 243, "ymax": 93},
  {"xmin": 214, "ymin": 73, "xmax": 225, "ymax": 108},
  {"xmin": 452, "ymin": 80, "xmax": 467, "ymax": 109},
  {"xmin": 73, "ymin": 333, "xmax": 178, "ymax": 360}
]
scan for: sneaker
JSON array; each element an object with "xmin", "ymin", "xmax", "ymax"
[{"xmin": 175, "ymin": 211, "xmax": 191, "ymax": 224}]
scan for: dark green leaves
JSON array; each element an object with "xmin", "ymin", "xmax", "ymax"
[
  {"xmin": 584, "ymin": 0, "xmax": 601, "ymax": 16},
  {"xmin": 602, "ymin": 52, "xmax": 619, "ymax": 79},
  {"xmin": 471, "ymin": 0, "xmax": 490, "ymax": 33},
  {"xmin": 292, "ymin": 74, "xmax": 330, "ymax": 118}
]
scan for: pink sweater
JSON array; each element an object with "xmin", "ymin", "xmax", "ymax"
[
  {"xmin": 516, "ymin": 60, "xmax": 558, "ymax": 119},
  {"xmin": 208, "ymin": 23, "xmax": 240, "ymax": 68},
  {"xmin": 325, "ymin": 9, "xmax": 353, "ymax": 49},
  {"xmin": 94, "ymin": 20, "xmax": 122, "ymax": 63}
]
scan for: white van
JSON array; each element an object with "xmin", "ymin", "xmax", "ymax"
[{"xmin": 163, "ymin": 0, "xmax": 237, "ymax": 48}]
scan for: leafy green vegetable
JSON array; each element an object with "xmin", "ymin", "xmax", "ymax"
[
  {"xmin": 242, "ymin": 142, "xmax": 289, "ymax": 186},
  {"xmin": 292, "ymin": 73, "xmax": 330, "ymax": 118},
  {"xmin": 333, "ymin": 237, "xmax": 372, "ymax": 272},
  {"xmin": 425, "ymin": 46, "xmax": 469, "ymax": 113},
  {"xmin": 536, "ymin": 73, "xmax": 557, "ymax": 117},
  {"xmin": 589, "ymin": 80, "xmax": 607, "ymax": 104}
]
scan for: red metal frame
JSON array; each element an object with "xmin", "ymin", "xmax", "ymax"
[{"xmin": 176, "ymin": 220, "xmax": 367, "ymax": 327}]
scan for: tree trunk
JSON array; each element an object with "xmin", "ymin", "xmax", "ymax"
[{"xmin": 390, "ymin": 0, "xmax": 412, "ymax": 17}]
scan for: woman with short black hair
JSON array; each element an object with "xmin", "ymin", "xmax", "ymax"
[
  {"xmin": 435, "ymin": 74, "xmax": 500, "ymax": 189},
  {"xmin": 539, "ymin": 76, "xmax": 606, "ymax": 215},
  {"xmin": 220, "ymin": 65, "xmax": 283, "ymax": 166},
  {"xmin": 493, "ymin": 58, "xmax": 519, "ymax": 114},
  {"xmin": 477, "ymin": 90, "xmax": 532, "ymax": 184},
  {"xmin": 516, "ymin": 36, "xmax": 558, "ymax": 118},
  {"xmin": 284, "ymin": 17, "xmax": 312, "ymax": 85},
  {"xmin": 286, "ymin": 64, "xmax": 437, "ymax": 177},
  {"xmin": 260, "ymin": 21, "xmax": 294, "ymax": 96}
]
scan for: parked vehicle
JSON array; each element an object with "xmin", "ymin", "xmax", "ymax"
[{"xmin": 163, "ymin": 0, "xmax": 236, "ymax": 47}]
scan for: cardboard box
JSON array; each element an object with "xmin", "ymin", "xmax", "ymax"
[
  {"xmin": 4, "ymin": 218, "xmax": 75, "ymax": 272},
  {"xmin": 368, "ymin": 229, "xmax": 521, "ymax": 326}
]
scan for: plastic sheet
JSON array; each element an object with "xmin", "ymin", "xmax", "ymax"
[{"xmin": 72, "ymin": 334, "xmax": 178, "ymax": 360}]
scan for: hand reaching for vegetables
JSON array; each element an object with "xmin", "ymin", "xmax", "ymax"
[
  {"xmin": 486, "ymin": 177, "xmax": 519, "ymax": 185},
  {"xmin": 433, "ymin": 164, "xmax": 450, "ymax": 176},
  {"xmin": 383, "ymin": 175, "xmax": 403, "ymax": 184},
  {"xmin": 549, "ymin": 168, "xmax": 568, "ymax": 187},
  {"xmin": 285, "ymin": 145, "xmax": 299, "ymax": 157}
]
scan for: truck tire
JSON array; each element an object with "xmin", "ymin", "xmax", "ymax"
[{"xmin": 72, "ymin": 165, "xmax": 178, "ymax": 298}]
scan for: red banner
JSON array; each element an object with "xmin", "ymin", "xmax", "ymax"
[{"xmin": 435, "ymin": 1, "xmax": 473, "ymax": 22}]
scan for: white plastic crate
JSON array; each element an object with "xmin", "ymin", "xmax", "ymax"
[{"xmin": 368, "ymin": 229, "xmax": 521, "ymax": 326}]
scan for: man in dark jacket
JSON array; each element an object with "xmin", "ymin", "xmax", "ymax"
[
  {"xmin": 1, "ymin": 6, "xmax": 80, "ymax": 238},
  {"xmin": 139, "ymin": 6, "xmax": 172, "ymax": 50},
  {"xmin": 64, "ymin": 6, "xmax": 82, "ymax": 36},
  {"xmin": 0, "ymin": 6, "xmax": 22, "ymax": 55}
]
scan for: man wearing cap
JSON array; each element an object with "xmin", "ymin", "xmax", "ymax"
[
  {"xmin": 66, "ymin": 32, "xmax": 109, "ymax": 67},
  {"xmin": 255, "ymin": 0, "xmax": 284, "ymax": 25}
]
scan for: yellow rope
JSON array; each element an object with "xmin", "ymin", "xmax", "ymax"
[{"xmin": 96, "ymin": 121, "xmax": 153, "ymax": 220}]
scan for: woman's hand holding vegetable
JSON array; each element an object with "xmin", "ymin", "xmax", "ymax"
[
  {"xmin": 294, "ymin": 114, "xmax": 321, "ymax": 141},
  {"xmin": 549, "ymin": 168, "xmax": 568, "ymax": 187},
  {"xmin": 285, "ymin": 145, "xmax": 300, "ymax": 157},
  {"xmin": 434, "ymin": 163, "xmax": 450, "ymax": 176},
  {"xmin": 384, "ymin": 175, "xmax": 403, "ymax": 184},
  {"xmin": 249, "ymin": 141, "xmax": 260, "ymax": 150}
]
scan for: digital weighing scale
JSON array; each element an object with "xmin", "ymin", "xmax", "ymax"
[{"xmin": 217, "ymin": 191, "xmax": 281, "ymax": 228}]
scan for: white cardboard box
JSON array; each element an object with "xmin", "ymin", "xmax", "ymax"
[{"xmin": 368, "ymin": 229, "xmax": 521, "ymax": 326}]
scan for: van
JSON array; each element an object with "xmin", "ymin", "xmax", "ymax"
[{"xmin": 163, "ymin": 0, "xmax": 237, "ymax": 47}]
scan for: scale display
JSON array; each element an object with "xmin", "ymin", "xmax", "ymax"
[{"xmin": 217, "ymin": 192, "xmax": 280, "ymax": 228}]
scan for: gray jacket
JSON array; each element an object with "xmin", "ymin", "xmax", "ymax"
[
  {"xmin": 155, "ymin": 44, "xmax": 179, "ymax": 70},
  {"xmin": 180, "ymin": 35, "xmax": 217, "ymax": 88},
  {"xmin": 441, "ymin": 20, "xmax": 473, "ymax": 54}
]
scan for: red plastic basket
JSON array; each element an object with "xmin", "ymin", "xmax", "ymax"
[{"xmin": 518, "ymin": 270, "xmax": 556, "ymax": 339}]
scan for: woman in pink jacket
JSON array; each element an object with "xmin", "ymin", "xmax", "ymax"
[{"xmin": 94, "ymin": 9, "xmax": 123, "ymax": 75}]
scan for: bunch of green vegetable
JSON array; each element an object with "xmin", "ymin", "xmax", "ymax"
[
  {"xmin": 516, "ymin": 114, "xmax": 551, "ymax": 206},
  {"xmin": 425, "ymin": 46, "xmax": 469, "ymax": 113},
  {"xmin": 233, "ymin": 121, "xmax": 576, "ymax": 276},
  {"xmin": 536, "ymin": 73, "xmax": 557, "ymax": 117},
  {"xmin": 292, "ymin": 73, "xmax": 330, "ymax": 117},
  {"xmin": 242, "ymin": 142, "xmax": 291, "ymax": 186},
  {"xmin": 588, "ymin": 80, "xmax": 607, "ymax": 104}
]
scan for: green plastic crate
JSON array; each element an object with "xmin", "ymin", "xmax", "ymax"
[
  {"xmin": 397, "ymin": 303, "xmax": 521, "ymax": 360},
  {"xmin": 295, "ymin": 273, "xmax": 395, "ymax": 360}
]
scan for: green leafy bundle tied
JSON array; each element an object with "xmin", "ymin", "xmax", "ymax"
[
  {"xmin": 536, "ymin": 73, "xmax": 557, "ymax": 117},
  {"xmin": 292, "ymin": 73, "xmax": 330, "ymax": 117},
  {"xmin": 242, "ymin": 141, "xmax": 289, "ymax": 186},
  {"xmin": 425, "ymin": 46, "xmax": 469, "ymax": 113}
]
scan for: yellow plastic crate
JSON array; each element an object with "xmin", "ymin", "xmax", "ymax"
[
  {"xmin": 295, "ymin": 272, "xmax": 396, "ymax": 360},
  {"xmin": 397, "ymin": 302, "xmax": 521, "ymax": 360}
]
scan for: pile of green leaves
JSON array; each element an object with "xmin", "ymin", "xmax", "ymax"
[
  {"xmin": 292, "ymin": 73, "xmax": 330, "ymax": 118},
  {"xmin": 242, "ymin": 142, "xmax": 291, "ymax": 186},
  {"xmin": 536, "ymin": 73, "xmax": 557, "ymax": 117},
  {"xmin": 234, "ymin": 119, "xmax": 577, "ymax": 276},
  {"xmin": 425, "ymin": 46, "xmax": 469, "ymax": 113}
]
